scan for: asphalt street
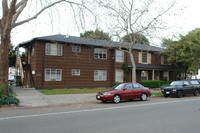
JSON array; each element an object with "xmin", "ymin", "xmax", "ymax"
[{"xmin": 0, "ymin": 97, "xmax": 200, "ymax": 133}]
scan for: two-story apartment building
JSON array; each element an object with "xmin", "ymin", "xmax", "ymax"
[{"xmin": 17, "ymin": 34, "xmax": 176, "ymax": 89}]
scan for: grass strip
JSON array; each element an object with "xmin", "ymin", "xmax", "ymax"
[{"xmin": 38, "ymin": 88, "xmax": 108, "ymax": 95}]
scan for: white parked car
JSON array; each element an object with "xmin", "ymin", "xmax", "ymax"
[{"xmin": 8, "ymin": 74, "xmax": 15, "ymax": 85}]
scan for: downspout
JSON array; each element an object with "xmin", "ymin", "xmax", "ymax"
[
  {"xmin": 42, "ymin": 43, "xmax": 45, "ymax": 89},
  {"xmin": 14, "ymin": 45, "xmax": 19, "ymax": 89}
]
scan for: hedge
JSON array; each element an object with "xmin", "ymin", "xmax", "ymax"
[{"xmin": 140, "ymin": 80, "xmax": 172, "ymax": 88}]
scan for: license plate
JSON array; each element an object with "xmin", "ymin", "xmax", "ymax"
[{"xmin": 166, "ymin": 92, "xmax": 170, "ymax": 94}]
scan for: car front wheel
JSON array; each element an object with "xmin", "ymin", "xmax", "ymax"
[
  {"xmin": 194, "ymin": 90, "xmax": 200, "ymax": 96},
  {"xmin": 176, "ymin": 91, "xmax": 183, "ymax": 98},
  {"xmin": 113, "ymin": 95, "xmax": 120, "ymax": 103},
  {"xmin": 140, "ymin": 93, "xmax": 147, "ymax": 101}
]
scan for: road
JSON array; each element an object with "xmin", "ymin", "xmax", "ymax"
[{"xmin": 0, "ymin": 97, "xmax": 200, "ymax": 133}]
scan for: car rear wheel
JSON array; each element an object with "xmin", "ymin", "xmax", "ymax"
[
  {"xmin": 176, "ymin": 91, "xmax": 183, "ymax": 98},
  {"xmin": 113, "ymin": 95, "xmax": 120, "ymax": 103},
  {"xmin": 194, "ymin": 90, "xmax": 200, "ymax": 96},
  {"xmin": 140, "ymin": 93, "xmax": 147, "ymax": 101}
]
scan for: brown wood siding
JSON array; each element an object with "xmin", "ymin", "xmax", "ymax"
[
  {"xmin": 27, "ymin": 41, "xmax": 176, "ymax": 89},
  {"xmin": 31, "ymin": 42, "xmax": 115, "ymax": 89}
]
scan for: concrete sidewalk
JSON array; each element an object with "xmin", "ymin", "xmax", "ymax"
[
  {"xmin": 12, "ymin": 87, "xmax": 161, "ymax": 107},
  {"xmin": 13, "ymin": 87, "xmax": 96, "ymax": 107}
]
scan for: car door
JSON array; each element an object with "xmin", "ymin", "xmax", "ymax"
[
  {"xmin": 183, "ymin": 81, "xmax": 193, "ymax": 94},
  {"xmin": 121, "ymin": 83, "xmax": 134, "ymax": 100},
  {"xmin": 132, "ymin": 83, "xmax": 142, "ymax": 98}
]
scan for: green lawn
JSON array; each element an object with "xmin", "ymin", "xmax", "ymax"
[
  {"xmin": 151, "ymin": 92, "xmax": 163, "ymax": 96},
  {"xmin": 38, "ymin": 88, "xmax": 108, "ymax": 95},
  {"xmin": 38, "ymin": 88, "xmax": 163, "ymax": 96}
]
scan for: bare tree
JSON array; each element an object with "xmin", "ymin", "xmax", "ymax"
[
  {"xmin": 95, "ymin": 0, "xmax": 176, "ymax": 82},
  {"xmin": 0, "ymin": 0, "xmax": 94, "ymax": 95}
]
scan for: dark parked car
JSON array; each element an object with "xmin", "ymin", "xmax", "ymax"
[
  {"xmin": 187, "ymin": 79, "xmax": 200, "ymax": 89},
  {"xmin": 161, "ymin": 80, "xmax": 200, "ymax": 98},
  {"xmin": 96, "ymin": 83, "xmax": 151, "ymax": 103}
]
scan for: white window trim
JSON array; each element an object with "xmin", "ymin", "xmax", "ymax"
[
  {"xmin": 45, "ymin": 43, "xmax": 63, "ymax": 56},
  {"xmin": 139, "ymin": 52, "xmax": 151, "ymax": 64},
  {"xmin": 71, "ymin": 69, "xmax": 80, "ymax": 76},
  {"xmin": 115, "ymin": 50, "xmax": 124, "ymax": 63},
  {"xmin": 94, "ymin": 48, "xmax": 107, "ymax": 59},
  {"xmin": 94, "ymin": 70, "xmax": 107, "ymax": 81},
  {"xmin": 115, "ymin": 70, "xmax": 124, "ymax": 82},
  {"xmin": 72, "ymin": 46, "xmax": 81, "ymax": 52},
  {"xmin": 45, "ymin": 68, "xmax": 62, "ymax": 81}
]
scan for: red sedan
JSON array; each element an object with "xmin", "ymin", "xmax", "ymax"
[{"xmin": 96, "ymin": 83, "xmax": 151, "ymax": 103}]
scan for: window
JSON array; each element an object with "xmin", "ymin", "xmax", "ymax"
[
  {"xmin": 133, "ymin": 83, "xmax": 140, "ymax": 89},
  {"xmin": 45, "ymin": 68, "xmax": 62, "ymax": 81},
  {"xmin": 94, "ymin": 70, "xmax": 107, "ymax": 81},
  {"xmin": 115, "ymin": 70, "xmax": 124, "ymax": 82},
  {"xmin": 94, "ymin": 48, "xmax": 107, "ymax": 59},
  {"xmin": 141, "ymin": 71, "xmax": 148, "ymax": 81},
  {"xmin": 115, "ymin": 50, "xmax": 124, "ymax": 62},
  {"xmin": 163, "ymin": 71, "xmax": 168, "ymax": 81},
  {"xmin": 72, "ymin": 69, "xmax": 80, "ymax": 76},
  {"xmin": 31, "ymin": 46, "xmax": 34, "ymax": 56},
  {"xmin": 139, "ymin": 52, "xmax": 151, "ymax": 64},
  {"xmin": 72, "ymin": 46, "xmax": 81, "ymax": 52},
  {"xmin": 183, "ymin": 81, "xmax": 189, "ymax": 86},
  {"xmin": 161, "ymin": 55, "xmax": 168, "ymax": 65},
  {"xmin": 190, "ymin": 80, "xmax": 199, "ymax": 85},
  {"xmin": 142, "ymin": 52, "xmax": 147, "ymax": 63},
  {"xmin": 46, "ymin": 43, "xmax": 62, "ymax": 56},
  {"xmin": 126, "ymin": 84, "xmax": 133, "ymax": 89}
]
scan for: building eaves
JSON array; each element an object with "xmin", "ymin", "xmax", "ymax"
[{"xmin": 19, "ymin": 34, "xmax": 163, "ymax": 52}]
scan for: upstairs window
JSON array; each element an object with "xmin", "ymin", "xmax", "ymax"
[
  {"xmin": 139, "ymin": 52, "xmax": 151, "ymax": 64},
  {"xmin": 94, "ymin": 48, "xmax": 107, "ymax": 59},
  {"xmin": 142, "ymin": 52, "xmax": 147, "ymax": 63},
  {"xmin": 31, "ymin": 46, "xmax": 34, "ymax": 56},
  {"xmin": 46, "ymin": 43, "xmax": 62, "ymax": 56},
  {"xmin": 161, "ymin": 55, "xmax": 168, "ymax": 65},
  {"xmin": 72, "ymin": 46, "xmax": 81, "ymax": 52},
  {"xmin": 115, "ymin": 50, "xmax": 124, "ymax": 63}
]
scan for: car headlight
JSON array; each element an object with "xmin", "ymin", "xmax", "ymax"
[
  {"xmin": 102, "ymin": 93, "xmax": 111, "ymax": 96},
  {"xmin": 173, "ymin": 89, "xmax": 176, "ymax": 92}
]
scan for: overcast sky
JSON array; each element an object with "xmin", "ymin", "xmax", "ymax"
[{"xmin": 10, "ymin": 0, "xmax": 200, "ymax": 47}]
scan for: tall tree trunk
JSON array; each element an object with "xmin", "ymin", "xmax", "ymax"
[
  {"xmin": 129, "ymin": 51, "xmax": 136, "ymax": 83},
  {"xmin": 0, "ymin": 33, "xmax": 11, "ymax": 96}
]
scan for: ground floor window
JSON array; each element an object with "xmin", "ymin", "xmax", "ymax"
[
  {"xmin": 72, "ymin": 69, "xmax": 80, "ymax": 76},
  {"xmin": 115, "ymin": 70, "xmax": 124, "ymax": 82},
  {"xmin": 141, "ymin": 71, "xmax": 148, "ymax": 81},
  {"xmin": 163, "ymin": 71, "xmax": 168, "ymax": 81},
  {"xmin": 45, "ymin": 68, "xmax": 62, "ymax": 81},
  {"xmin": 94, "ymin": 70, "xmax": 107, "ymax": 81}
]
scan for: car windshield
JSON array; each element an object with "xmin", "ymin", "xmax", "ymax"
[
  {"xmin": 170, "ymin": 81, "xmax": 183, "ymax": 86},
  {"xmin": 112, "ymin": 84, "xmax": 124, "ymax": 90}
]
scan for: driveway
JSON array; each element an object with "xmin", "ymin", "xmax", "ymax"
[{"xmin": 13, "ymin": 87, "xmax": 96, "ymax": 107}]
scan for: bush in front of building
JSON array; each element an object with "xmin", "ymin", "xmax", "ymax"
[
  {"xmin": 0, "ymin": 84, "xmax": 19, "ymax": 106},
  {"xmin": 140, "ymin": 80, "xmax": 172, "ymax": 88}
]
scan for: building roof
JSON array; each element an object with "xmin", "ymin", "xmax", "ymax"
[{"xmin": 19, "ymin": 34, "xmax": 163, "ymax": 52}]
